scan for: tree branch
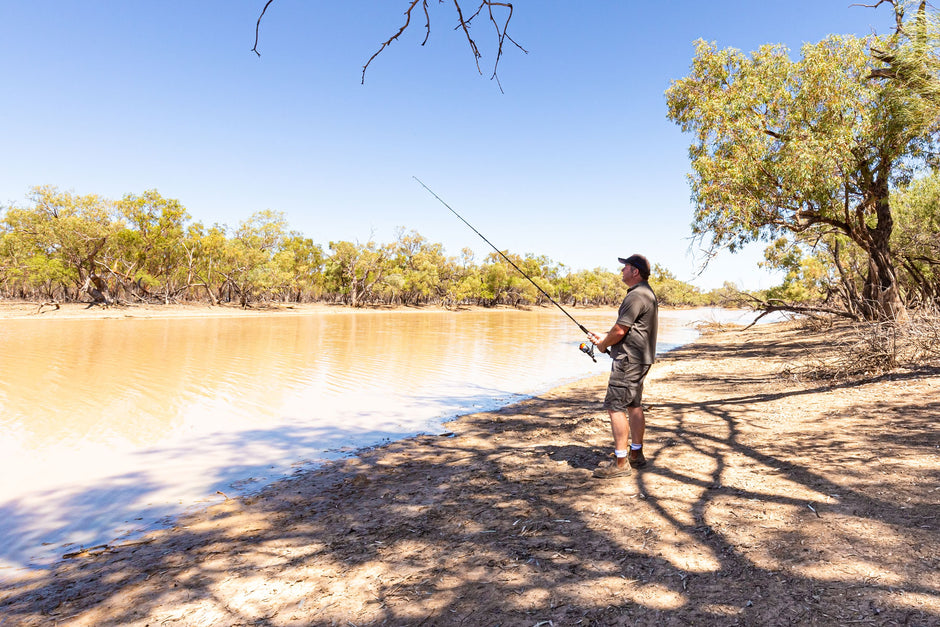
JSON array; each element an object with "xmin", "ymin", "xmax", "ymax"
[
  {"xmin": 251, "ymin": 0, "xmax": 276, "ymax": 57},
  {"xmin": 362, "ymin": 0, "xmax": 425, "ymax": 84},
  {"xmin": 851, "ymin": 0, "xmax": 905, "ymax": 34},
  {"xmin": 741, "ymin": 295, "xmax": 861, "ymax": 329},
  {"xmin": 254, "ymin": 1, "xmax": 525, "ymax": 91},
  {"xmin": 452, "ymin": 0, "xmax": 483, "ymax": 74}
]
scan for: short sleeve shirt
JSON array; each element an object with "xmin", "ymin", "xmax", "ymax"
[{"xmin": 610, "ymin": 281, "xmax": 658, "ymax": 364}]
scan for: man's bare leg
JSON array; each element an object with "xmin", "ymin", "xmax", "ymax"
[
  {"xmin": 608, "ymin": 409, "xmax": 630, "ymax": 468},
  {"xmin": 627, "ymin": 405, "xmax": 644, "ymax": 446},
  {"xmin": 627, "ymin": 405, "xmax": 646, "ymax": 467}
]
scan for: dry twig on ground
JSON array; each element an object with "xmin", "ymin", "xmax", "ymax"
[{"xmin": 788, "ymin": 308, "xmax": 940, "ymax": 380}]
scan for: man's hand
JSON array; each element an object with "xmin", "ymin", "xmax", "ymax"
[
  {"xmin": 588, "ymin": 332, "xmax": 609, "ymax": 354},
  {"xmin": 591, "ymin": 324, "xmax": 628, "ymax": 354}
]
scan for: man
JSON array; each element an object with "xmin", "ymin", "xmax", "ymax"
[{"xmin": 588, "ymin": 254, "xmax": 658, "ymax": 479}]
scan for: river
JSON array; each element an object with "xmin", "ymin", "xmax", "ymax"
[{"xmin": 0, "ymin": 306, "xmax": 762, "ymax": 576}]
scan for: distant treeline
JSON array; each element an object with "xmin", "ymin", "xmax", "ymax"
[{"xmin": 0, "ymin": 186, "xmax": 742, "ymax": 308}]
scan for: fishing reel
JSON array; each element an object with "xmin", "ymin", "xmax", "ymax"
[{"xmin": 579, "ymin": 341, "xmax": 597, "ymax": 362}]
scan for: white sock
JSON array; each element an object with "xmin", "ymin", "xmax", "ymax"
[
  {"xmin": 631, "ymin": 443, "xmax": 642, "ymax": 450},
  {"xmin": 614, "ymin": 449, "xmax": 629, "ymax": 458}
]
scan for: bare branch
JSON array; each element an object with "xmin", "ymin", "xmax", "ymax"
[
  {"xmin": 486, "ymin": 2, "xmax": 514, "ymax": 76},
  {"xmin": 485, "ymin": 2, "xmax": 527, "ymax": 91},
  {"xmin": 851, "ymin": 0, "xmax": 905, "ymax": 33},
  {"xmin": 253, "ymin": 1, "xmax": 525, "ymax": 90},
  {"xmin": 419, "ymin": 0, "xmax": 432, "ymax": 45},
  {"xmin": 455, "ymin": 2, "xmax": 528, "ymax": 92},
  {"xmin": 740, "ymin": 296, "xmax": 861, "ymax": 330},
  {"xmin": 452, "ymin": 0, "xmax": 484, "ymax": 77},
  {"xmin": 252, "ymin": 0, "xmax": 276, "ymax": 57},
  {"xmin": 362, "ymin": 0, "xmax": 425, "ymax": 84},
  {"xmin": 362, "ymin": 0, "xmax": 525, "ymax": 90}
]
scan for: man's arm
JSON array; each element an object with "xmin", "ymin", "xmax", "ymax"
[{"xmin": 589, "ymin": 323, "xmax": 628, "ymax": 353}]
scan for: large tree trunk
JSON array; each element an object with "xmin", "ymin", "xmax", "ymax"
[
  {"xmin": 81, "ymin": 274, "xmax": 114, "ymax": 306},
  {"xmin": 863, "ymin": 247, "xmax": 907, "ymax": 321},
  {"xmin": 857, "ymin": 176, "xmax": 908, "ymax": 322}
]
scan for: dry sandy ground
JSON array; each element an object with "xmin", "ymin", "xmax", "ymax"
[{"xmin": 0, "ymin": 318, "xmax": 937, "ymax": 626}]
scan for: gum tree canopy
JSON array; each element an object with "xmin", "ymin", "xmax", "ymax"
[{"xmin": 666, "ymin": 2, "xmax": 940, "ymax": 321}]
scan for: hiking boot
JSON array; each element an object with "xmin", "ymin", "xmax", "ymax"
[
  {"xmin": 628, "ymin": 447, "xmax": 647, "ymax": 468},
  {"xmin": 593, "ymin": 463, "xmax": 631, "ymax": 479}
]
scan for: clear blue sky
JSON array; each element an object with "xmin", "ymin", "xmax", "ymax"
[{"xmin": 0, "ymin": 1, "xmax": 897, "ymax": 289}]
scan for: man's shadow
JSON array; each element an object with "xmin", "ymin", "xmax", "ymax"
[{"xmin": 535, "ymin": 444, "xmax": 608, "ymax": 470}]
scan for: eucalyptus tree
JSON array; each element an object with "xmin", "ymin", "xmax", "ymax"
[
  {"xmin": 599, "ymin": 270, "xmax": 628, "ymax": 305},
  {"xmin": 438, "ymin": 247, "xmax": 480, "ymax": 308},
  {"xmin": 759, "ymin": 239, "xmax": 833, "ymax": 305},
  {"xmin": 0, "ymin": 231, "xmax": 21, "ymax": 296},
  {"xmin": 182, "ymin": 218, "xmax": 306, "ymax": 305},
  {"xmin": 564, "ymin": 270, "xmax": 589, "ymax": 307},
  {"xmin": 666, "ymin": 4, "xmax": 940, "ymax": 320},
  {"xmin": 278, "ymin": 232, "xmax": 326, "ymax": 302},
  {"xmin": 325, "ymin": 239, "xmax": 393, "ymax": 307},
  {"xmin": 519, "ymin": 254, "xmax": 559, "ymax": 307},
  {"xmin": 179, "ymin": 222, "xmax": 229, "ymax": 304},
  {"xmin": 568, "ymin": 269, "xmax": 607, "ymax": 306},
  {"xmin": 208, "ymin": 209, "xmax": 289, "ymax": 306},
  {"xmin": 478, "ymin": 251, "xmax": 535, "ymax": 306},
  {"xmin": 1, "ymin": 186, "xmax": 116, "ymax": 303},
  {"xmin": 393, "ymin": 229, "xmax": 445, "ymax": 305},
  {"xmin": 0, "ymin": 227, "xmax": 71, "ymax": 300},
  {"xmin": 111, "ymin": 190, "xmax": 191, "ymax": 304},
  {"xmin": 649, "ymin": 265, "xmax": 705, "ymax": 307},
  {"xmin": 891, "ymin": 172, "xmax": 940, "ymax": 303}
]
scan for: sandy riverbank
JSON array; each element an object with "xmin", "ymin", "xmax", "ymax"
[
  {"xmin": 0, "ymin": 320, "xmax": 937, "ymax": 626},
  {"xmin": 0, "ymin": 300, "xmax": 471, "ymax": 320},
  {"xmin": 0, "ymin": 299, "xmax": 749, "ymax": 323}
]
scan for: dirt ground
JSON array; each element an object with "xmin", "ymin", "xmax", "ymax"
[{"xmin": 0, "ymin": 320, "xmax": 937, "ymax": 626}]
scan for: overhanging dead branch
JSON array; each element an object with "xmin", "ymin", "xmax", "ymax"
[
  {"xmin": 362, "ymin": 0, "xmax": 426, "ymax": 84},
  {"xmin": 253, "ymin": 1, "xmax": 525, "ymax": 91},
  {"xmin": 251, "ymin": 0, "xmax": 276, "ymax": 57},
  {"xmin": 740, "ymin": 295, "xmax": 861, "ymax": 330}
]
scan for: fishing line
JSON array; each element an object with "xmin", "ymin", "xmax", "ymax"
[{"xmin": 413, "ymin": 177, "xmax": 604, "ymax": 361}]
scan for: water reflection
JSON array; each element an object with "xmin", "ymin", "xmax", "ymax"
[{"xmin": 0, "ymin": 307, "xmax": 757, "ymax": 574}]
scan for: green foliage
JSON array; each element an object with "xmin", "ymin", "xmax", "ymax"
[
  {"xmin": 325, "ymin": 239, "xmax": 392, "ymax": 307},
  {"xmin": 649, "ymin": 264, "xmax": 706, "ymax": 307},
  {"xmin": 760, "ymin": 238, "xmax": 831, "ymax": 304},
  {"xmin": 891, "ymin": 172, "xmax": 940, "ymax": 303},
  {"xmin": 280, "ymin": 233, "xmax": 326, "ymax": 301},
  {"xmin": 1, "ymin": 186, "xmax": 116, "ymax": 299},
  {"xmin": 113, "ymin": 190, "xmax": 192, "ymax": 303},
  {"xmin": 666, "ymin": 10, "xmax": 940, "ymax": 319},
  {"xmin": 0, "ymin": 186, "xmax": 746, "ymax": 308},
  {"xmin": 393, "ymin": 229, "xmax": 444, "ymax": 305},
  {"xmin": 705, "ymin": 282, "xmax": 747, "ymax": 308}
]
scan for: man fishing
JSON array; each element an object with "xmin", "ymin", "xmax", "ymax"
[
  {"xmin": 588, "ymin": 254, "xmax": 658, "ymax": 479},
  {"xmin": 414, "ymin": 181, "xmax": 659, "ymax": 476}
]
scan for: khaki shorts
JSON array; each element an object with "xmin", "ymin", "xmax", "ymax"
[{"xmin": 603, "ymin": 361, "xmax": 651, "ymax": 412}]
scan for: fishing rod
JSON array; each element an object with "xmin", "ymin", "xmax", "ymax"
[{"xmin": 414, "ymin": 176, "xmax": 605, "ymax": 362}]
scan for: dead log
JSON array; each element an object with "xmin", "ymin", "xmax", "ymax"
[{"xmin": 36, "ymin": 301, "xmax": 61, "ymax": 314}]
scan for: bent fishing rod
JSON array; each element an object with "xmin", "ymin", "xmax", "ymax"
[{"xmin": 414, "ymin": 176, "xmax": 606, "ymax": 362}]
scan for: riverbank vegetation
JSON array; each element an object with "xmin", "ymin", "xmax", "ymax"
[
  {"xmin": 667, "ymin": 0, "xmax": 940, "ymax": 322},
  {"xmin": 0, "ymin": 186, "xmax": 739, "ymax": 310}
]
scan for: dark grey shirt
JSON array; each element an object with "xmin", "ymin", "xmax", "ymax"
[{"xmin": 610, "ymin": 281, "xmax": 658, "ymax": 364}]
